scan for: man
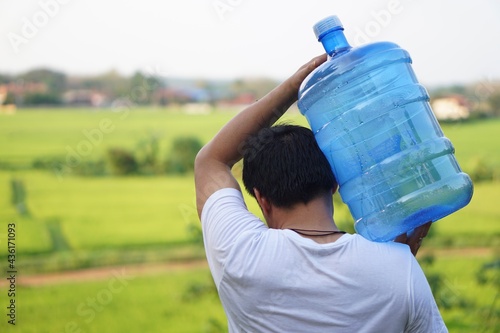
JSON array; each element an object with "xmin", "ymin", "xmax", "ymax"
[{"xmin": 194, "ymin": 54, "xmax": 447, "ymax": 332}]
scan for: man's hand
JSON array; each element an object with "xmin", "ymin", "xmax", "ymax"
[
  {"xmin": 288, "ymin": 54, "xmax": 328, "ymax": 92},
  {"xmin": 394, "ymin": 222, "xmax": 432, "ymax": 256}
]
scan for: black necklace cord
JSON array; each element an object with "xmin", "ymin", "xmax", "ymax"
[{"xmin": 289, "ymin": 228, "xmax": 346, "ymax": 237}]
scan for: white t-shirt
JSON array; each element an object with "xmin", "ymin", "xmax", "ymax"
[{"xmin": 201, "ymin": 188, "xmax": 447, "ymax": 333}]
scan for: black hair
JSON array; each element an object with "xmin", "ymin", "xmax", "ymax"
[{"xmin": 242, "ymin": 124, "xmax": 337, "ymax": 208}]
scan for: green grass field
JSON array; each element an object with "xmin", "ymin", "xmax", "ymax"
[
  {"xmin": 0, "ymin": 171, "xmax": 198, "ymax": 252},
  {"xmin": 3, "ymin": 108, "xmax": 499, "ymax": 167},
  {"xmin": 1, "ymin": 110, "xmax": 498, "ymax": 253},
  {"xmin": 424, "ymin": 255, "xmax": 498, "ymax": 332},
  {"xmin": 0, "ymin": 108, "xmax": 235, "ymax": 166},
  {"xmin": 3, "ymin": 268, "xmax": 227, "ymax": 333},
  {"xmin": 0, "ymin": 109, "xmax": 499, "ymax": 332}
]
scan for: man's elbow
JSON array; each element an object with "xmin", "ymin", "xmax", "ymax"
[{"xmin": 194, "ymin": 145, "xmax": 209, "ymax": 173}]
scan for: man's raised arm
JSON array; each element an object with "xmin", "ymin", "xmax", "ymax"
[{"xmin": 194, "ymin": 54, "xmax": 327, "ymax": 217}]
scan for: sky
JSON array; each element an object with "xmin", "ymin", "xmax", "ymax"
[{"xmin": 1, "ymin": 0, "xmax": 499, "ymax": 86}]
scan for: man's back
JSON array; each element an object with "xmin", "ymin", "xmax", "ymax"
[{"xmin": 202, "ymin": 188, "xmax": 447, "ymax": 333}]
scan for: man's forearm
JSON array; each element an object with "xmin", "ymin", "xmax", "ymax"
[
  {"xmin": 198, "ymin": 54, "xmax": 327, "ymax": 167},
  {"xmin": 198, "ymin": 79, "xmax": 298, "ymax": 167}
]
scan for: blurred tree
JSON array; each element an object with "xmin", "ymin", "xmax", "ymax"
[
  {"xmin": 417, "ymin": 225, "xmax": 474, "ymax": 313},
  {"xmin": 24, "ymin": 92, "xmax": 62, "ymax": 105},
  {"xmin": 0, "ymin": 74, "xmax": 13, "ymax": 84},
  {"xmin": 429, "ymin": 85, "xmax": 467, "ymax": 100},
  {"xmin": 230, "ymin": 77, "xmax": 279, "ymax": 100},
  {"xmin": 129, "ymin": 71, "xmax": 161, "ymax": 104},
  {"xmin": 97, "ymin": 69, "xmax": 131, "ymax": 99},
  {"xmin": 10, "ymin": 178, "xmax": 29, "ymax": 216},
  {"xmin": 165, "ymin": 137, "xmax": 203, "ymax": 174},
  {"xmin": 74, "ymin": 70, "xmax": 131, "ymax": 100},
  {"xmin": 17, "ymin": 68, "xmax": 66, "ymax": 105},
  {"xmin": 136, "ymin": 132, "xmax": 161, "ymax": 174},
  {"xmin": 20, "ymin": 68, "xmax": 66, "ymax": 94},
  {"xmin": 476, "ymin": 257, "xmax": 499, "ymax": 330},
  {"xmin": 107, "ymin": 147, "xmax": 139, "ymax": 175},
  {"xmin": 487, "ymin": 92, "xmax": 500, "ymax": 117},
  {"xmin": 45, "ymin": 217, "xmax": 72, "ymax": 252},
  {"xmin": 2, "ymin": 92, "xmax": 16, "ymax": 105}
]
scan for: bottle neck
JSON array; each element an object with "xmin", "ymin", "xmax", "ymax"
[{"xmin": 319, "ymin": 29, "xmax": 351, "ymax": 56}]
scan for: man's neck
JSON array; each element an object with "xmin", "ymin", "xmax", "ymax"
[{"xmin": 268, "ymin": 194, "xmax": 340, "ymax": 235}]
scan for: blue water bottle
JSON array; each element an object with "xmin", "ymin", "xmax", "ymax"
[{"xmin": 298, "ymin": 15, "xmax": 473, "ymax": 242}]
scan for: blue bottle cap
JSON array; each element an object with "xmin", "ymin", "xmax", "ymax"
[{"xmin": 313, "ymin": 15, "xmax": 344, "ymax": 41}]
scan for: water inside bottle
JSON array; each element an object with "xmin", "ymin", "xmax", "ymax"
[{"xmin": 298, "ymin": 16, "xmax": 473, "ymax": 241}]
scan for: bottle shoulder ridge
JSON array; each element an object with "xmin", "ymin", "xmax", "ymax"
[{"xmin": 298, "ymin": 41, "xmax": 410, "ymax": 99}]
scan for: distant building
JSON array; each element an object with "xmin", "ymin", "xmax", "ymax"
[
  {"xmin": 0, "ymin": 82, "xmax": 47, "ymax": 95},
  {"xmin": 63, "ymin": 89, "xmax": 108, "ymax": 107},
  {"xmin": 0, "ymin": 82, "xmax": 47, "ymax": 107},
  {"xmin": 0, "ymin": 86, "xmax": 6, "ymax": 104},
  {"xmin": 152, "ymin": 87, "xmax": 210, "ymax": 106},
  {"xmin": 217, "ymin": 92, "xmax": 256, "ymax": 110},
  {"xmin": 229, "ymin": 92, "xmax": 256, "ymax": 105},
  {"xmin": 0, "ymin": 85, "xmax": 16, "ymax": 114},
  {"xmin": 183, "ymin": 103, "xmax": 212, "ymax": 114},
  {"xmin": 431, "ymin": 95, "xmax": 471, "ymax": 121}
]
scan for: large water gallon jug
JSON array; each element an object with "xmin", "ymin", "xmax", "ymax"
[{"xmin": 298, "ymin": 15, "xmax": 473, "ymax": 242}]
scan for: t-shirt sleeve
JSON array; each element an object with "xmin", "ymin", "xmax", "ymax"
[
  {"xmin": 406, "ymin": 256, "xmax": 448, "ymax": 333},
  {"xmin": 201, "ymin": 188, "xmax": 266, "ymax": 287}
]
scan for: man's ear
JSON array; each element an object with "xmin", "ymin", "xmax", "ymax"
[
  {"xmin": 332, "ymin": 184, "xmax": 339, "ymax": 195},
  {"xmin": 254, "ymin": 188, "xmax": 272, "ymax": 217}
]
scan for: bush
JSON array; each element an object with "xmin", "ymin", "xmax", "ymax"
[
  {"xmin": 73, "ymin": 159, "xmax": 107, "ymax": 177},
  {"xmin": 136, "ymin": 133, "xmax": 161, "ymax": 175},
  {"xmin": 23, "ymin": 92, "xmax": 62, "ymax": 105},
  {"xmin": 32, "ymin": 136, "xmax": 204, "ymax": 177},
  {"xmin": 33, "ymin": 156, "xmax": 106, "ymax": 177},
  {"xmin": 45, "ymin": 217, "xmax": 72, "ymax": 252},
  {"xmin": 32, "ymin": 156, "xmax": 65, "ymax": 170},
  {"xmin": 165, "ymin": 137, "xmax": 203, "ymax": 174},
  {"xmin": 10, "ymin": 178, "xmax": 29, "ymax": 216},
  {"xmin": 466, "ymin": 157, "xmax": 499, "ymax": 183},
  {"xmin": 487, "ymin": 92, "xmax": 500, "ymax": 117},
  {"xmin": 107, "ymin": 148, "xmax": 138, "ymax": 175}
]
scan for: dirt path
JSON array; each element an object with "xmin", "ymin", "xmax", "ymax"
[
  {"xmin": 1, "ymin": 259, "xmax": 209, "ymax": 287},
  {"xmin": 3, "ymin": 247, "xmax": 495, "ymax": 287}
]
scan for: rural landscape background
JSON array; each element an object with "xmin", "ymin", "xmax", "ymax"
[{"xmin": 1, "ymin": 0, "xmax": 500, "ymax": 332}]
